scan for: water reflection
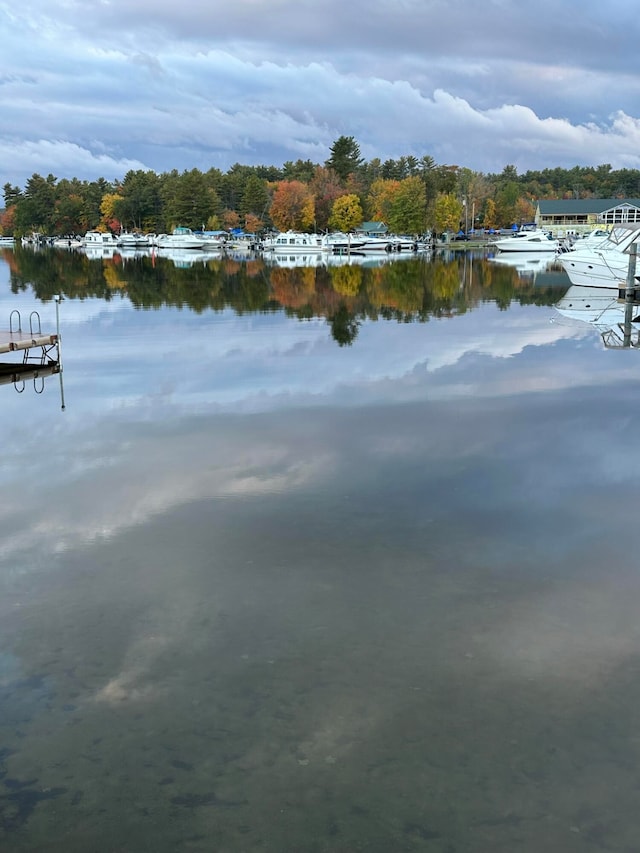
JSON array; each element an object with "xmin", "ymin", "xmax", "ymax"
[
  {"xmin": 4, "ymin": 246, "xmax": 567, "ymax": 341},
  {"xmin": 555, "ymin": 285, "xmax": 640, "ymax": 349},
  {"xmin": 487, "ymin": 250, "xmax": 558, "ymax": 283},
  {"xmin": 3, "ymin": 246, "xmax": 640, "ymax": 851}
]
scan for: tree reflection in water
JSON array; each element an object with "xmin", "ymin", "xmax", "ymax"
[{"xmin": 3, "ymin": 247, "xmax": 568, "ymax": 346}]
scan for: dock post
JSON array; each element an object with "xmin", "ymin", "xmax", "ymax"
[
  {"xmin": 623, "ymin": 244, "xmax": 638, "ymax": 348},
  {"xmin": 54, "ymin": 295, "xmax": 65, "ymax": 410}
]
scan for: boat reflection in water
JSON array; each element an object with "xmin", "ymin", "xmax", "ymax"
[
  {"xmin": 554, "ymin": 284, "xmax": 640, "ymax": 348},
  {"xmin": 153, "ymin": 248, "xmax": 223, "ymax": 268},
  {"xmin": 264, "ymin": 251, "xmax": 428, "ymax": 269},
  {"xmin": 488, "ymin": 251, "xmax": 558, "ymax": 281}
]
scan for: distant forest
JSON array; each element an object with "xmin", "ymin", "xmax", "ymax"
[{"xmin": 3, "ymin": 136, "xmax": 640, "ymax": 237}]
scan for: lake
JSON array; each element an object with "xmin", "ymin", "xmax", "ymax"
[{"xmin": 1, "ymin": 245, "xmax": 640, "ymax": 852}]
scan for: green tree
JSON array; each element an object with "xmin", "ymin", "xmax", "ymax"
[
  {"xmin": 117, "ymin": 170, "xmax": 162, "ymax": 231},
  {"xmin": 241, "ymin": 175, "xmax": 270, "ymax": 221},
  {"xmin": 325, "ymin": 136, "xmax": 363, "ymax": 183},
  {"xmin": 15, "ymin": 173, "xmax": 57, "ymax": 233},
  {"xmin": 388, "ymin": 176, "xmax": 427, "ymax": 234}
]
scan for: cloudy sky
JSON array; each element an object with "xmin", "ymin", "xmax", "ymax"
[{"xmin": 2, "ymin": 0, "xmax": 640, "ymax": 190}]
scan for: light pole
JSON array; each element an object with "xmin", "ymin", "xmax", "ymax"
[{"xmin": 463, "ymin": 197, "xmax": 468, "ymax": 234}]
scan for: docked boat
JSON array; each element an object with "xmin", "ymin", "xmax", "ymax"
[
  {"xmin": 82, "ymin": 230, "xmax": 119, "ymax": 248},
  {"xmin": 261, "ymin": 231, "xmax": 325, "ymax": 253},
  {"xmin": 155, "ymin": 227, "xmax": 205, "ymax": 250},
  {"xmin": 320, "ymin": 232, "xmax": 367, "ymax": 252},
  {"xmin": 0, "ymin": 236, "xmax": 15, "ymax": 247},
  {"xmin": 559, "ymin": 224, "xmax": 640, "ymax": 289},
  {"xmin": 117, "ymin": 232, "xmax": 151, "ymax": 249},
  {"xmin": 53, "ymin": 236, "xmax": 82, "ymax": 249},
  {"xmin": 493, "ymin": 224, "xmax": 560, "ymax": 252},
  {"xmin": 355, "ymin": 235, "xmax": 421, "ymax": 253}
]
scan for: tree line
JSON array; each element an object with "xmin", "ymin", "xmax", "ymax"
[{"xmin": 3, "ymin": 136, "xmax": 640, "ymax": 238}]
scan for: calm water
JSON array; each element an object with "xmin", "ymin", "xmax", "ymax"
[{"xmin": 1, "ymin": 247, "xmax": 640, "ymax": 852}]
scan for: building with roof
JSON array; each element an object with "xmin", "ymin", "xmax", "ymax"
[{"xmin": 536, "ymin": 199, "xmax": 640, "ymax": 235}]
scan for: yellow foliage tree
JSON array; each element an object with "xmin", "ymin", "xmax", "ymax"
[
  {"xmin": 367, "ymin": 179, "xmax": 400, "ymax": 222},
  {"xmin": 433, "ymin": 193, "xmax": 462, "ymax": 234},
  {"xmin": 483, "ymin": 198, "xmax": 497, "ymax": 230},
  {"xmin": 99, "ymin": 193, "xmax": 122, "ymax": 232},
  {"xmin": 329, "ymin": 194, "xmax": 363, "ymax": 232}
]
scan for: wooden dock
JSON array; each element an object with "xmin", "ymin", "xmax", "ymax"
[{"xmin": 0, "ymin": 329, "xmax": 58, "ymax": 355}]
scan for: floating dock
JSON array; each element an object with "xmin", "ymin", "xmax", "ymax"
[
  {"xmin": 0, "ymin": 303, "xmax": 65, "ymax": 405},
  {"xmin": 0, "ymin": 329, "xmax": 58, "ymax": 355}
]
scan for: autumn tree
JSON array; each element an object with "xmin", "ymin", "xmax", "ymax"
[
  {"xmin": 329, "ymin": 194, "xmax": 363, "ymax": 233},
  {"xmin": 222, "ymin": 209, "xmax": 241, "ymax": 230},
  {"xmin": 309, "ymin": 166, "xmax": 344, "ymax": 231},
  {"xmin": 433, "ymin": 193, "xmax": 463, "ymax": 234},
  {"xmin": 367, "ymin": 179, "xmax": 401, "ymax": 222},
  {"xmin": 244, "ymin": 213, "xmax": 264, "ymax": 234},
  {"xmin": 269, "ymin": 180, "xmax": 315, "ymax": 231},
  {"xmin": 483, "ymin": 198, "xmax": 498, "ymax": 231},
  {"xmin": 100, "ymin": 193, "xmax": 122, "ymax": 233},
  {"xmin": 0, "ymin": 205, "xmax": 16, "ymax": 235}
]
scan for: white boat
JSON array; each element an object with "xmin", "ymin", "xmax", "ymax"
[
  {"xmin": 155, "ymin": 227, "xmax": 205, "ymax": 250},
  {"xmin": 117, "ymin": 232, "xmax": 151, "ymax": 249},
  {"xmin": 561, "ymin": 228, "xmax": 611, "ymax": 251},
  {"xmin": 0, "ymin": 236, "xmax": 15, "ymax": 247},
  {"xmin": 53, "ymin": 237, "xmax": 82, "ymax": 249},
  {"xmin": 355, "ymin": 235, "xmax": 421, "ymax": 253},
  {"xmin": 493, "ymin": 225, "xmax": 560, "ymax": 252},
  {"xmin": 320, "ymin": 232, "xmax": 367, "ymax": 252},
  {"xmin": 559, "ymin": 224, "xmax": 640, "ymax": 288},
  {"xmin": 82, "ymin": 230, "xmax": 119, "ymax": 248},
  {"xmin": 261, "ymin": 231, "xmax": 325, "ymax": 253}
]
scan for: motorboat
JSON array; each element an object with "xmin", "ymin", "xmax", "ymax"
[
  {"xmin": 320, "ymin": 232, "xmax": 367, "ymax": 252},
  {"xmin": 52, "ymin": 236, "xmax": 82, "ymax": 249},
  {"xmin": 261, "ymin": 231, "xmax": 325, "ymax": 253},
  {"xmin": 0, "ymin": 236, "xmax": 15, "ymax": 247},
  {"xmin": 561, "ymin": 228, "xmax": 611, "ymax": 252},
  {"xmin": 82, "ymin": 230, "xmax": 119, "ymax": 249},
  {"xmin": 559, "ymin": 224, "xmax": 640, "ymax": 289},
  {"xmin": 493, "ymin": 225, "xmax": 560, "ymax": 253},
  {"xmin": 355, "ymin": 235, "xmax": 422, "ymax": 253},
  {"xmin": 117, "ymin": 232, "xmax": 151, "ymax": 249},
  {"xmin": 155, "ymin": 227, "xmax": 205, "ymax": 250}
]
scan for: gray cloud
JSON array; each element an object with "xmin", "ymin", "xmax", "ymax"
[{"xmin": 1, "ymin": 0, "xmax": 639, "ymax": 187}]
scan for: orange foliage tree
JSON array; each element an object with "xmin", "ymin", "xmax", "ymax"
[{"xmin": 269, "ymin": 180, "xmax": 315, "ymax": 231}]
